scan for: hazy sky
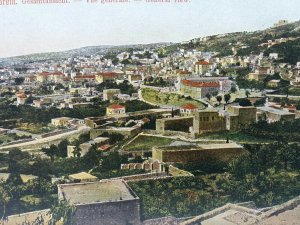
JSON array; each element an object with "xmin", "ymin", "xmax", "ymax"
[{"xmin": 0, "ymin": 0, "xmax": 300, "ymax": 58}]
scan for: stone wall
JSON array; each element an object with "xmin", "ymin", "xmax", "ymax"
[
  {"xmin": 228, "ymin": 106, "xmax": 257, "ymax": 128},
  {"xmin": 90, "ymin": 126, "xmax": 141, "ymax": 139},
  {"xmin": 3, "ymin": 209, "xmax": 51, "ymax": 224},
  {"xmin": 169, "ymin": 165, "xmax": 194, "ymax": 177},
  {"xmin": 143, "ymin": 130, "xmax": 192, "ymax": 139},
  {"xmin": 108, "ymin": 172, "xmax": 169, "ymax": 182},
  {"xmin": 72, "ymin": 200, "xmax": 140, "ymax": 225},
  {"xmin": 121, "ymin": 160, "xmax": 163, "ymax": 172},
  {"xmin": 0, "ymin": 127, "xmax": 90, "ymax": 152},
  {"xmin": 152, "ymin": 145, "xmax": 246, "ymax": 164},
  {"xmin": 156, "ymin": 117, "xmax": 194, "ymax": 134},
  {"xmin": 142, "ymin": 216, "xmax": 181, "ymax": 225}
]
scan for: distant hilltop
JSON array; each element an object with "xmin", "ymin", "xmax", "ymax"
[
  {"xmin": 273, "ymin": 19, "xmax": 289, "ymax": 28},
  {"xmin": 1, "ymin": 19, "xmax": 300, "ymax": 65}
]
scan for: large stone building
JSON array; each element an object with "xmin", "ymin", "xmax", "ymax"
[
  {"xmin": 193, "ymin": 110, "xmax": 226, "ymax": 136},
  {"xmin": 152, "ymin": 143, "xmax": 245, "ymax": 165},
  {"xmin": 180, "ymin": 77, "xmax": 232, "ymax": 99},
  {"xmin": 156, "ymin": 107, "xmax": 258, "ymax": 137},
  {"xmin": 257, "ymin": 106, "xmax": 295, "ymax": 123},
  {"xmin": 194, "ymin": 60, "xmax": 213, "ymax": 75},
  {"xmin": 180, "ymin": 79, "xmax": 219, "ymax": 99},
  {"xmin": 58, "ymin": 179, "xmax": 140, "ymax": 225},
  {"xmin": 248, "ymin": 67, "xmax": 274, "ymax": 81},
  {"xmin": 36, "ymin": 71, "xmax": 65, "ymax": 83},
  {"xmin": 95, "ymin": 72, "xmax": 120, "ymax": 83},
  {"xmin": 227, "ymin": 106, "xmax": 257, "ymax": 129}
]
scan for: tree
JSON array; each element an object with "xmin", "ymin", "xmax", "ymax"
[
  {"xmin": 57, "ymin": 140, "xmax": 69, "ymax": 158},
  {"xmin": 280, "ymin": 98, "xmax": 290, "ymax": 107},
  {"xmin": 224, "ymin": 94, "xmax": 231, "ymax": 104},
  {"xmin": 254, "ymin": 98, "xmax": 266, "ymax": 107},
  {"xmin": 230, "ymin": 86, "xmax": 237, "ymax": 93},
  {"xmin": 8, "ymin": 148, "xmax": 29, "ymax": 173},
  {"xmin": 83, "ymin": 144, "xmax": 102, "ymax": 167},
  {"xmin": 72, "ymin": 145, "xmax": 81, "ymax": 158},
  {"xmin": 14, "ymin": 77, "xmax": 25, "ymax": 85},
  {"xmin": 50, "ymin": 200, "xmax": 76, "ymax": 225},
  {"xmin": 245, "ymin": 90, "xmax": 251, "ymax": 98},
  {"xmin": 205, "ymin": 93, "xmax": 211, "ymax": 101},
  {"xmin": 42, "ymin": 145, "xmax": 58, "ymax": 160},
  {"xmin": 216, "ymin": 95, "xmax": 222, "ymax": 105},
  {"xmin": 239, "ymin": 98, "xmax": 252, "ymax": 107},
  {"xmin": 0, "ymin": 183, "xmax": 11, "ymax": 220},
  {"xmin": 112, "ymin": 57, "xmax": 119, "ymax": 66},
  {"xmin": 282, "ymin": 86, "xmax": 290, "ymax": 97},
  {"xmin": 100, "ymin": 152, "xmax": 128, "ymax": 171},
  {"xmin": 54, "ymin": 83, "xmax": 65, "ymax": 91},
  {"xmin": 101, "ymin": 133, "xmax": 124, "ymax": 145}
]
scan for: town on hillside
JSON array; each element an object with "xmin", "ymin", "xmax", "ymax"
[{"xmin": 1, "ymin": 18, "xmax": 300, "ymax": 225}]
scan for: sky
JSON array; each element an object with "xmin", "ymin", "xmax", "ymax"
[{"xmin": 0, "ymin": 0, "xmax": 300, "ymax": 58}]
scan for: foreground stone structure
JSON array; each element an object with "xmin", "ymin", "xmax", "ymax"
[
  {"xmin": 152, "ymin": 143, "xmax": 245, "ymax": 164},
  {"xmin": 58, "ymin": 179, "xmax": 140, "ymax": 225}
]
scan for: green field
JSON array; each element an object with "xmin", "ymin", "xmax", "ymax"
[
  {"xmin": 17, "ymin": 123, "xmax": 56, "ymax": 134},
  {"xmin": 0, "ymin": 134, "xmax": 15, "ymax": 144},
  {"xmin": 141, "ymin": 88, "xmax": 206, "ymax": 108},
  {"xmin": 288, "ymin": 87, "xmax": 300, "ymax": 96},
  {"xmin": 202, "ymin": 131, "xmax": 274, "ymax": 143},
  {"xmin": 123, "ymin": 135, "xmax": 175, "ymax": 152}
]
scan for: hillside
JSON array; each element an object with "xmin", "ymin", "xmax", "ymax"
[
  {"xmin": 170, "ymin": 20, "xmax": 300, "ymax": 62},
  {"xmin": 0, "ymin": 43, "xmax": 171, "ymax": 65},
  {"xmin": 1, "ymin": 20, "xmax": 300, "ymax": 65}
]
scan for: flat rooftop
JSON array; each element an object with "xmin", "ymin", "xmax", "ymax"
[
  {"xmin": 257, "ymin": 106, "xmax": 295, "ymax": 115},
  {"xmin": 183, "ymin": 195, "xmax": 300, "ymax": 225},
  {"xmin": 58, "ymin": 179, "xmax": 138, "ymax": 205},
  {"xmin": 259, "ymin": 204, "xmax": 300, "ymax": 225},
  {"xmin": 68, "ymin": 172, "xmax": 98, "ymax": 181}
]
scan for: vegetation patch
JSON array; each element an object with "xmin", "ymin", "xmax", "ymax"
[
  {"xmin": 141, "ymin": 88, "xmax": 206, "ymax": 108},
  {"xmin": 201, "ymin": 131, "xmax": 274, "ymax": 143},
  {"xmin": 123, "ymin": 135, "xmax": 175, "ymax": 152},
  {"xmin": 17, "ymin": 123, "xmax": 56, "ymax": 134},
  {"xmin": 129, "ymin": 142, "xmax": 300, "ymax": 220}
]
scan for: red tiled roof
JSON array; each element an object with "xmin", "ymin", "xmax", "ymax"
[
  {"xmin": 99, "ymin": 72, "xmax": 119, "ymax": 78},
  {"xmin": 142, "ymin": 118, "xmax": 150, "ymax": 123},
  {"xmin": 179, "ymin": 70, "xmax": 191, "ymax": 75},
  {"xmin": 98, "ymin": 144, "xmax": 111, "ymax": 151},
  {"xmin": 52, "ymin": 72, "xmax": 64, "ymax": 76},
  {"xmin": 195, "ymin": 61, "xmax": 211, "ymax": 65},
  {"xmin": 108, "ymin": 104, "xmax": 125, "ymax": 109},
  {"xmin": 181, "ymin": 103, "xmax": 198, "ymax": 110},
  {"xmin": 39, "ymin": 72, "xmax": 50, "ymax": 76},
  {"xmin": 181, "ymin": 79, "xmax": 219, "ymax": 88},
  {"xmin": 38, "ymin": 71, "xmax": 64, "ymax": 76},
  {"xmin": 74, "ymin": 75, "xmax": 95, "ymax": 79},
  {"xmin": 16, "ymin": 92, "xmax": 26, "ymax": 98}
]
